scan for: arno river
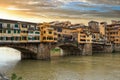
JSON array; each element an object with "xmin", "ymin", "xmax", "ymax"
[{"xmin": 0, "ymin": 52, "xmax": 120, "ymax": 80}]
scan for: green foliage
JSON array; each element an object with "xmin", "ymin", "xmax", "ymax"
[
  {"xmin": 51, "ymin": 48, "xmax": 60, "ymax": 54},
  {"xmin": 11, "ymin": 73, "xmax": 22, "ymax": 80}
]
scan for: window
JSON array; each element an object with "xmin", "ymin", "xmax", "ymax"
[
  {"xmin": 41, "ymin": 27, "xmax": 43, "ymax": 29},
  {"xmin": 0, "ymin": 23, "xmax": 2, "ymax": 29},
  {"xmin": 28, "ymin": 36, "xmax": 32, "ymax": 40},
  {"xmin": 15, "ymin": 24, "xmax": 19, "ymax": 28},
  {"xmin": 3, "ymin": 30, "xmax": 6, "ymax": 33},
  {"xmin": 22, "ymin": 36, "xmax": 27, "ymax": 40},
  {"xmin": 21, "ymin": 31, "xmax": 28, "ymax": 33},
  {"xmin": 80, "ymin": 39, "xmax": 86, "ymax": 41},
  {"xmin": 57, "ymin": 27, "xmax": 62, "ymax": 32},
  {"xmin": 22, "ymin": 24, "xmax": 27, "ymax": 28},
  {"xmin": 2, "ymin": 37, "xmax": 6, "ymax": 40},
  {"xmin": 0, "ymin": 30, "xmax": 2, "ymax": 33},
  {"xmin": 28, "ymin": 25, "xmax": 31, "ymax": 28},
  {"xmin": 8, "ymin": 30, "xmax": 11, "ymax": 34},
  {"xmin": 35, "ymin": 32, "xmax": 40, "ymax": 34},
  {"xmin": 0, "ymin": 37, "xmax": 2, "ymax": 40},
  {"xmin": 49, "ymin": 31, "xmax": 52, "ymax": 34},
  {"xmin": 18, "ymin": 30, "xmax": 20, "ymax": 33},
  {"xmin": 43, "ymin": 37, "xmax": 46, "ymax": 40},
  {"xmin": 54, "ymin": 32, "xmax": 57, "ymax": 35},
  {"xmin": 29, "ymin": 31, "xmax": 33, "ymax": 34},
  {"xmin": 16, "ymin": 37, "xmax": 20, "ymax": 40},
  {"xmin": 14, "ymin": 30, "xmax": 16, "ymax": 33},
  {"xmin": 7, "ymin": 24, "xmax": 10, "ymax": 28},
  {"xmin": 34, "ymin": 36, "xmax": 39, "ymax": 40},
  {"xmin": 44, "ymin": 31, "xmax": 46, "ymax": 33},
  {"xmin": 54, "ymin": 38, "xmax": 57, "ymax": 40},
  {"xmin": 32, "ymin": 37, "xmax": 34, "ymax": 40},
  {"xmin": 11, "ymin": 37, "xmax": 14, "ymax": 40},
  {"xmin": 47, "ymin": 37, "xmax": 53, "ymax": 40},
  {"xmin": 58, "ymin": 34, "xmax": 61, "ymax": 37},
  {"xmin": 37, "ymin": 37, "xmax": 40, "ymax": 40}
]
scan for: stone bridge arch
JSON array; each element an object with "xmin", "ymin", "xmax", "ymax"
[
  {"xmin": 0, "ymin": 42, "xmax": 93, "ymax": 60},
  {"xmin": 0, "ymin": 43, "xmax": 39, "ymax": 59},
  {"xmin": 37, "ymin": 42, "xmax": 93, "ymax": 60},
  {"xmin": 50, "ymin": 43, "xmax": 82, "ymax": 56}
]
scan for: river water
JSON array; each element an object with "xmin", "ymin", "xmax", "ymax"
[{"xmin": 1, "ymin": 53, "xmax": 120, "ymax": 80}]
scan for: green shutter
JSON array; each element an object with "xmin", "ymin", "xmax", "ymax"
[
  {"xmin": 15, "ymin": 24, "xmax": 18, "ymax": 27},
  {"xmin": 35, "ymin": 32, "xmax": 40, "ymax": 34},
  {"xmin": 18, "ymin": 30, "xmax": 20, "ymax": 33},
  {"xmin": 11, "ymin": 37, "xmax": 14, "ymax": 40},
  {"xmin": 14, "ymin": 30, "xmax": 16, "ymax": 33},
  {"xmin": 7, "ymin": 24, "xmax": 10, "ymax": 28},
  {"xmin": 8, "ymin": 30, "xmax": 11, "ymax": 34}
]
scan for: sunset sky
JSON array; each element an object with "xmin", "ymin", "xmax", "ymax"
[{"xmin": 0, "ymin": 0, "xmax": 120, "ymax": 25}]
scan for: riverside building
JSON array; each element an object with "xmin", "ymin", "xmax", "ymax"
[{"xmin": 0, "ymin": 19, "xmax": 40, "ymax": 43}]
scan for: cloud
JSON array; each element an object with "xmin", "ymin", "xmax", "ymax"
[
  {"xmin": 86, "ymin": 0, "xmax": 120, "ymax": 5},
  {"xmin": 7, "ymin": 6, "xmax": 30, "ymax": 11},
  {"xmin": 0, "ymin": 0, "xmax": 120, "ymax": 24}
]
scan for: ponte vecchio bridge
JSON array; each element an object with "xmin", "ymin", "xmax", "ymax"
[{"xmin": 0, "ymin": 19, "xmax": 113, "ymax": 60}]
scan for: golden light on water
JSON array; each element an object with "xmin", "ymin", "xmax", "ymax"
[
  {"xmin": 0, "ymin": 47, "xmax": 21, "ymax": 62},
  {"xmin": 0, "ymin": 47, "xmax": 21, "ymax": 72}
]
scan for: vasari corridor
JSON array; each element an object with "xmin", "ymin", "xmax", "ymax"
[{"xmin": 0, "ymin": 0, "xmax": 120, "ymax": 80}]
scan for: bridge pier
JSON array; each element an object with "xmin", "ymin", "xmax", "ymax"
[
  {"xmin": 103, "ymin": 45, "xmax": 113, "ymax": 53},
  {"xmin": 112, "ymin": 44, "xmax": 120, "ymax": 52},
  {"xmin": 82, "ymin": 43, "xmax": 92, "ymax": 55},
  {"xmin": 36, "ymin": 43, "xmax": 51, "ymax": 60}
]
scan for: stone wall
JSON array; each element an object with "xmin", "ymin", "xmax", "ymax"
[
  {"xmin": 82, "ymin": 43, "xmax": 92, "ymax": 55},
  {"xmin": 92, "ymin": 44, "xmax": 113, "ymax": 53},
  {"xmin": 113, "ymin": 44, "xmax": 120, "ymax": 52},
  {"xmin": 37, "ymin": 43, "xmax": 51, "ymax": 60},
  {"xmin": 103, "ymin": 45, "xmax": 113, "ymax": 53}
]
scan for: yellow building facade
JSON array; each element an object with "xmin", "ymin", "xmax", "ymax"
[
  {"xmin": 77, "ymin": 28, "xmax": 92, "ymax": 44},
  {"xmin": 39, "ymin": 23, "xmax": 57, "ymax": 43},
  {"xmin": 106, "ymin": 24, "xmax": 120, "ymax": 44}
]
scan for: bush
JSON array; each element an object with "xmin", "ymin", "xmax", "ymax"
[{"xmin": 11, "ymin": 73, "xmax": 22, "ymax": 80}]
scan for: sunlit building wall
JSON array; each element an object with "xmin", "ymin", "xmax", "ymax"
[
  {"xmin": 77, "ymin": 28, "xmax": 92, "ymax": 44},
  {"xmin": 0, "ymin": 19, "xmax": 40, "ymax": 43},
  {"xmin": 106, "ymin": 23, "xmax": 120, "ymax": 44},
  {"xmin": 28, "ymin": 24, "xmax": 40, "ymax": 43},
  {"xmin": 39, "ymin": 23, "xmax": 57, "ymax": 43}
]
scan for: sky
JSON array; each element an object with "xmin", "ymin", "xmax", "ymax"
[{"xmin": 0, "ymin": 0, "xmax": 120, "ymax": 25}]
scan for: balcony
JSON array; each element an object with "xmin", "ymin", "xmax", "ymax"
[
  {"xmin": 28, "ymin": 36, "xmax": 40, "ymax": 43},
  {"xmin": 12, "ymin": 37, "xmax": 21, "ymax": 43},
  {"xmin": 0, "ymin": 37, "xmax": 13, "ymax": 43},
  {"xmin": 35, "ymin": 31, "xmax": 40, "ymax": 36},
  {"xmin": 2, "ymin": 23, "xmax": 13, "ymax": 29}
]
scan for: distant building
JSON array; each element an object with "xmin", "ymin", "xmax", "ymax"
[
  {"xmin": 88, "ymin": 21, "xmax": 99, "ymax": 32},
  {"xmin": 106, "ymin": 23, "xmax": 120, "ymax": 44},
  {"xmin": 99, "ymin": 22, "xmax": 107, "ymax": 36},
  {"xmin": 111, "ymin": 20, "xmax": 120, "ymax": 24},
  {"xmin": 1, "ymin": 19, "xmax": 119, "ymax": 45}
]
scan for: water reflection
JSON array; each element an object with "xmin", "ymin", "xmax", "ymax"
[
  {"xmin": 0, "ymin": 47, "xmax": 21, "ymax": 72},
  {"xmin": 6, "ymin": 53, "xmax": 120, "ymax": 80},
  {"xmin": 0, "ymin": 49, "xmax": 120, "ymax": 80}
]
